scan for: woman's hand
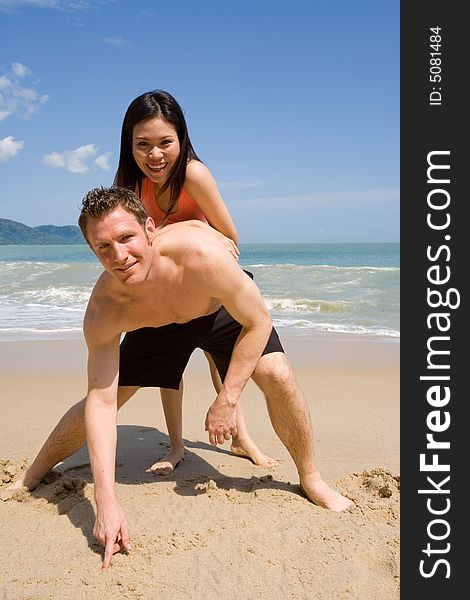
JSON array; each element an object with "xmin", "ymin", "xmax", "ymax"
[{"xmin": 219, "ymin": 233, "xmax": 239, "ymax": 261}]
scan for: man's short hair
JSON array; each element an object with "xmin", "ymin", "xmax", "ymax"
[{"xmin": 78, "ymin": 186, "xmax": 148, "ymax": 244}]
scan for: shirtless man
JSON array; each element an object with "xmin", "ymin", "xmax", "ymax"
[{"xmin": 7, "ymin": 187, "xmax": 353, "ymax": 568}]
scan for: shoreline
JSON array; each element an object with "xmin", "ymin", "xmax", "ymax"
[{"xmin": 0, "ymin": 331, "xmax": 399, "ymax": 376}]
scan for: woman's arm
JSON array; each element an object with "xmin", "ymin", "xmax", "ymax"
[{"xmin": 185, "ymin": 160, "xmax": 238, "ymax": 244}]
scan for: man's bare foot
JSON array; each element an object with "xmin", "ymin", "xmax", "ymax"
[
  {"xmin": 300, "ymin": 475, "xmax": 354, "ymax": 512},
  {"xmin": 147, "ymin": 445, "xmax": 185, "ymax": 476},
  {"xmin": 0, "ymin": 480, "xmax": 27, "ymax": 501},
  {"xmin": 0, "ymin": 468, "xmax": 42, "ymax": 501},
  {"xmin": 230, "ymin": 437, "xmax": 279, "ymax": 468}
]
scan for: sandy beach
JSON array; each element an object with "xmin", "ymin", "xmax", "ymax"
[{"xmin": 0, "ymin": 334, "xmax": 399, "ymax": 599}]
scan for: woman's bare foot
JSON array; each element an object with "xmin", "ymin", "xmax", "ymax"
[
  {"xmin": 300, "ymin": 474, "xmax": 354, "ymax": 512},
  {"xmin": 148, "ymin": 444, "xmax": 185, "ymax": 476},
  {"xmin": 230, "ymin": 436, "xmax": 279, "ymax": 468}
]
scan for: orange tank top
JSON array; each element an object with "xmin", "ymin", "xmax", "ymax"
[{"xmin": 140, "ymin": 177, "xmax": 208, "ymax": 226}]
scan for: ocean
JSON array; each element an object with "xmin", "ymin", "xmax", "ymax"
[{"xmin": 0, "ymin": 243, "xmax": 399, "ymax": 341}]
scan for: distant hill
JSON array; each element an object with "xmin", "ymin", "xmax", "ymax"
[{"xmin": 0, "ymin": 218, "xmax": 85, "ymax": 245}]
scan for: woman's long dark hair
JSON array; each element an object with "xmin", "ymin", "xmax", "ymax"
[{"xmin": 114, "ymin": 90, "xmax": 200, "ymax": 219}]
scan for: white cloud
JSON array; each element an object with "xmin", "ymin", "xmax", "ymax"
[
  {"xmin": 12, "ymin": 62, "xmax": 31, "ymax": 78},
  {"xmin": 0, "ymin": 135, "xmax": 24, "ymax": 163},
  {"xmin": 101, "ymin": 36, "xmax": 128, "ymax": 47},
  {"xmin": 42, "ymin": 151, "xmax": 66, "ymax": 168},
  {"xmin": 0, "ymin": 1, "xmax": 113, "ymax": 11},
  {"xmin": 43, "ymin": 144, "xmax": 111, "ymax": 173},
  {"xmin": 94, "ymin": 152, "xmax": 111, "ymax": 171},
  {"xmin": 67, "ymin": 144, "xmax": 97, "ymax": 173},
  {"xmin": 0, "ymin": 63, "xmax": 48, "ymax": 121},
  {"xmin": 0, "ymin": 1, "xmax": 58, "ymax": 10}
]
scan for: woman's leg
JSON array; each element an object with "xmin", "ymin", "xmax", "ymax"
[
  {"xmin": 148, "ymin": 381, "xmax": 185, "ymax": 475},
  {"xmin": 231, "ymin": 401, "xmax": 279, "ymax": 468},
  {"xmin": 205, "ymin": 350, "xmax": 223, "ymax": 394},
  {"xmin": 204, "ymin": 351, "xmax": 278, "ymax": 468}
]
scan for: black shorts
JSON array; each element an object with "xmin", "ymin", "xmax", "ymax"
[{"xmin": 118, "ymin": 306, "xmax": 284, "ymax": 390}]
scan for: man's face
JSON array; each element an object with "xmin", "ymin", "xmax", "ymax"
[{"xmin": 86, "ymin": 206, "xmax": 156, "ymax": 285}]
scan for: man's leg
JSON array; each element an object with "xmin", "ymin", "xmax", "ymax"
[
  {"xmin": 4, "ymin": 386, "xmax": 139, "ymax": 493},
  {"xmin": 251, "ymin": 353, "xmax": 353, "ymax": 511}
]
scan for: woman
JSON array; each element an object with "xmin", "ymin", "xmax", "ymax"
[{"xmin": 114, "ymin": 90, "xmax": 277, "ymax": 474}]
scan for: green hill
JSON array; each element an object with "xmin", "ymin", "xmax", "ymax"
[{"xmin": 0, "ymin": 218, "xmax": 85, "ymax": 245}]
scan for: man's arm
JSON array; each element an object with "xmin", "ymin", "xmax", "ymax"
[
  {"xmin": 164, "ymin": 218, "xmax": 239, "ymax": 260},
  {"xmin": 199, "ymin": 249, "xmax": 273, "ymax": 444},
  {"xmin": 83, "ymin": 306, "xmax": 131, "ymax": 569}
]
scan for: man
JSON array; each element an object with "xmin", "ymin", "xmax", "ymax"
[{"xmin": 7, "ymin": 187, "xmax": 353, "ymax": 568}]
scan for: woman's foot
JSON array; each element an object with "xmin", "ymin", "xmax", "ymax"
[
  {"xmin": 148, "ymin": 444, "xmax": 185, "ymax": 476},
  {"xmin": 230, "ymin": 436, "xmax": 279, "ymax": 468}
]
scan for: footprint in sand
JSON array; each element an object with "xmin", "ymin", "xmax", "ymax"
[
  {"xmin": 1, "ymin": 459, "xmax": 88, "ymax": 513},
  {"xmin": 0, "ymin": 458, "xmax": 30, "ymax": 501},
  {"xmin": 335, "ymin": 467, "xmax": 400, "ymax": 508},
  {"xmin": 361, "ymin": 468, "xmax": 400, "ymax": 498}
]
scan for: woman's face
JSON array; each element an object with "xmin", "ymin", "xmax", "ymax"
[{"xmin": 132, "ymin": 117, "xmax": 181, "ymax": 185}]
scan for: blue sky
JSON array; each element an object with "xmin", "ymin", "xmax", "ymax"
[{"xmin": 0, "ymin": 0, "xmax": 399, "ymax": 243}]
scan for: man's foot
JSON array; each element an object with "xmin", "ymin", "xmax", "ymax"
[
  {"xmin": 148, "ymin": 445, "xmax": 185, "ymax": 476},
  {"xmin": 0, "ymin": 480, "xmax": 27, "ymax": 501},
  {"xmin": 0, "ymin": 468, "xmax": 42, "ymax": 501},
  {"xmin": 300, "ymin": 475, "xmax": 354, "ymax": 512},
  {"xmin": 230, "ymin": 437, "xmax": 279, "ymax": 468}
]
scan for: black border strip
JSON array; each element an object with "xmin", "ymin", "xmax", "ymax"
[{"xmin": 401, "ymin": 2, "xmax": 465, "ymax": 595}]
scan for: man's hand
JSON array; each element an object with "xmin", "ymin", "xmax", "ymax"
[
  {"xmin": 205, "ymin": 395, "xmax": 238, "ymax": 445},
  {"xmin": 93, "ymin": 497, "xmax": 131, "ymax": 569}
]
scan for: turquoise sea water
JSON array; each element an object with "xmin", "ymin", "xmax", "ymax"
[{"xmin": 0, "ymin": 243, "xmax": 399, "ymax": 340}]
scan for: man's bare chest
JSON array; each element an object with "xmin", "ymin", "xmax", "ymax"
[{"xmin": 114, "ymin": 283, "xmax": 221, "ymax": 331}]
